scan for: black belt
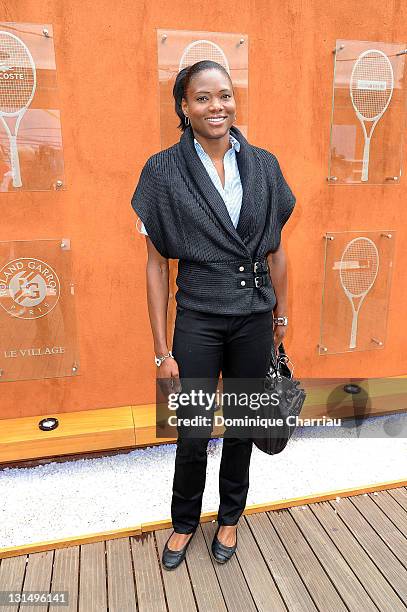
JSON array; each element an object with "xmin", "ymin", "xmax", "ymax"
[{"xmin": 235, "ymin": 259, "xmax": 270, "ymax": 289}]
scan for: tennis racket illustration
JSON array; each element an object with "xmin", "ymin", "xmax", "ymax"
[
  {"xmin": 350, "ymin": 49, "xmax": 394, "ymax": 182},
  {"xmin": 0, "ymin": 31, "xmax": 36, "ymax": 188},
  {"xmin": 339, "ymin": 237, "xmax": 379, "ymax": 349},
  {"xmin": 179, "ymin": 39, "xmax": 230, "ymax": 73}
]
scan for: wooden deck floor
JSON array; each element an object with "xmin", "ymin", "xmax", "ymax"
[{"xmin": 0, "ymin": 487, "xmax": 406, "ymax": 611}]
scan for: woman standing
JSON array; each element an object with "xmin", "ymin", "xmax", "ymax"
[{"xmin": 131, "ymin": 60, "xmax": 296, "ymax": 570}]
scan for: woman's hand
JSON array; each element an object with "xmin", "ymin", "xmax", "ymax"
[
  {"xmin": 273, "ymin": 324, "xmax": 287, "ymax": 357},
  {"xmin": 156, "ymin": 356, "xmax": 182, "ymax": 395}
]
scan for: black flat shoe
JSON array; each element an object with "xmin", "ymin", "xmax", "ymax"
[
  {"xmin": 211, "ymin": 525, "xmax": 238, "ymax": 564},
  {"xmin": 162, "ymin": 530, "xmax": 196, "ymax": 571}
]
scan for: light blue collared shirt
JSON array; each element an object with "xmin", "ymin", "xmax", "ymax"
[{"xmin": 139, "ymin": 133, "xmax": 243, "ymax": 235}]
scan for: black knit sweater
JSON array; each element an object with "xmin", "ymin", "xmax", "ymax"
[{"xmin": 131, "ymin": 125, "xmax": 296, "ymax": 315}]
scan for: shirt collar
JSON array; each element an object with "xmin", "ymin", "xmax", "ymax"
[{"xmin": 194, "ymin": 133, "xmax": 241, "ymax": 154}]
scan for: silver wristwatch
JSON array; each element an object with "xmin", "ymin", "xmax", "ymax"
[
  {"xmin": 273, "ymin": 316, "xmax": 288, "ymax": 326},
  {"xmin": 154, "ymin": 351, "xmax": 174, "ymax": 367}
]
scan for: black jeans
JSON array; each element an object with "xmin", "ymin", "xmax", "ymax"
[{"xmin": 170, "ymin": 305, "xmax": 274, "ymax": 533}]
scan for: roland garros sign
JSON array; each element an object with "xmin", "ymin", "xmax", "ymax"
[{"xmin": 0, "ymin": 257, "xmax": 60, "ymax": 319}]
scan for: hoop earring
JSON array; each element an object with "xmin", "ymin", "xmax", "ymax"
[{"xmin": 184, "ymin": 115, "xmax": 190, "ymax": 126}]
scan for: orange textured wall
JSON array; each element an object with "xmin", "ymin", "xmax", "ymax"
[{"xmin": 0, "ymin": 0, "xmax": 406, "ymax": 419}]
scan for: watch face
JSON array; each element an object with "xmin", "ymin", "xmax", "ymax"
[{"xmin": 155, "ymin": 357, "xmax": 161, "ymax": 366}]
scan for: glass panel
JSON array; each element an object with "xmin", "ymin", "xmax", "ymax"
[
  {"xmin": 0, "ymin": 239, "xmax": 79, "ymax": 381},
  {"xmin": 319, "ymin": 230, "xmax": 395, "ymax": 355},
  {"xmin": 0, "ymin": 22, "xmax": 65, "ymax": 191},
  {"xmin": 329, "ymin": 39, "xmax": 407, "ymax": 184},
  {"xmin": 157, "ymin": 28, "xmax": 248, "ymax": 150}
]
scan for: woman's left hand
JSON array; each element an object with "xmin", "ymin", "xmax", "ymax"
[{"xmin": 273, "ymin": 324, "xmax": 287, "ymax": 357}]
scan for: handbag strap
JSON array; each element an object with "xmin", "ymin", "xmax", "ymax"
[
  {"xmin": 269, "ymin": 341, "xmax": 293, "ymax": 379},
  {"xmin": 269, "ymin": 340, "xmax": 282, "ymax": 375}
]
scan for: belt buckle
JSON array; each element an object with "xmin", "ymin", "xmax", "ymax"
[{"xmin": 254, "ymin": 276, "xmax": 263, "ymax": 288}]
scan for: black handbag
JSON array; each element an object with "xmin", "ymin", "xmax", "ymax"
[{"xmin": 252, "ymin": 341, "xmax": 306, "ymax": 455}]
